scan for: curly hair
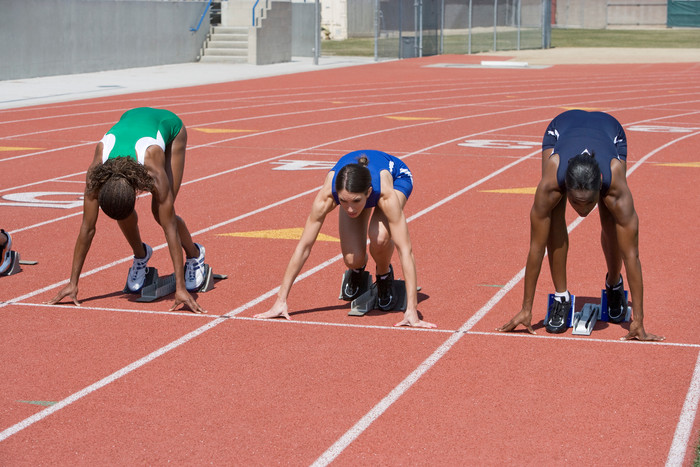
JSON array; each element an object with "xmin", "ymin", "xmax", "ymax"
[
  {"xmin": 87, "ymin": 157, "xmax": 155, "ymax": 220},
  {"xmin": 566, "ymin": 152, "xmax": 601, "ymax": 192},
  {"xmin": 335, "ymin": 154, "xmax": 372, "ymax": 194}
]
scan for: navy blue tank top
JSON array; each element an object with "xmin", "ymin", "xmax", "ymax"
[{"xmin": 542, "ymin": 110, "xmax": 627, "ymax": 195}]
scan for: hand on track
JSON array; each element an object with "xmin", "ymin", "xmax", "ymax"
[{"xmin": 496, "ymin": 308, "xmax": 535, "ymax": 334}]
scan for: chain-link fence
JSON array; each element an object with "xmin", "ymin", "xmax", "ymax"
[{"xmin": 375, "ymin": 0, "xmax": 551, "ymax": 59}]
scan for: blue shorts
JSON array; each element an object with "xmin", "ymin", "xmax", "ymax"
[{"xmin": 392, "ymin": 164, "xmax": 414, "ymax": 200}]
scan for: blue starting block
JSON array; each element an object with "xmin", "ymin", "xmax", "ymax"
[
  {"xmin": 545, "ymin": 293, "xmax": 576, "ymax": 328},
  {"xmin": 550, "ymin": 288, "xmax": 631, "ymax": 336},
  {"xmin": 600, "ymin": 288, "xmax": 631, "ymax": 323}
]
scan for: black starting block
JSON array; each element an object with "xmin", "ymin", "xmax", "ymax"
[
  {"xmin": 547, "ymin": 289, "xmax": 631, "ymax": 336},
  {"xmin": 338, "ymin": 269, "xmax": 372, "ymax": 301},
  {"xmin": 0, "ymin": 250, "xmax": 22, "ymax": 276},
  {"xmin": 348, "ymin": 280, "xmax": 411, "ymax": 316},
  {"xmin": 124, "ymin": 265, "xmax": 227, "ymax": 302}
]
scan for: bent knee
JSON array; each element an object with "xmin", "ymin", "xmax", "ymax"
[{"xmin": 343, "ymin": 252, "xmax": 367, "ymax": 269}]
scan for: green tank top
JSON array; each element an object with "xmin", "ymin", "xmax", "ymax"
[{"xmin": 100, "ymin": 107, "xmax": 183, "ymax": 164}]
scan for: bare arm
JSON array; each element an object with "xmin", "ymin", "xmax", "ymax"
[
  {"xmin": 146, "ymin": 148, "xmax": 204, "ymax": 313},
  {"xmin": 376, "ymin": 171, "xmax": 434, "ymax": 328},
  {"xmin": 45, "ymin": 145, "xmax": 103, "ymax": 305},
  {"xmin": 603, "ymin": 162, "xmax": 663, "ymax": 341},
  {"xmin": 255, "ymin": 173, "xmax": 337, "ymax": 319},
  {"xmin": 498, "ymin": 154, "xmax": 562, "ymax": 333}
]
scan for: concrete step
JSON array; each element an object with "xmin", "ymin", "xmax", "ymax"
[
  {"xmin": 212, "ymin": 26, "xmax": 248, "ymax": 35},
  {"xmin": 202, "ymin": 48, "xmax": 247, "ymax": 57},
  {"xmin": 199, "ymin": 55, "xmax": 248, "ymax": 64},
  {"xmin": 210, "ymin": 33, "xmax": 248, "ymax": 41},
  {"xmin": 207, "ymin": 41, "xmax": 247, "ymax": 50}
]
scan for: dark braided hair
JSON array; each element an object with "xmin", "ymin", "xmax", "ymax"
[
  {"xmin": 565, "ymin": 152, "xmax": 601, "ymax": 192},
  {"xmin": 335, "ymin": 154, "xmax": 372, "ymax": 194},
  {"xmin": 87, "ymin": 157, "xmax": 155, "ymax": 220}
]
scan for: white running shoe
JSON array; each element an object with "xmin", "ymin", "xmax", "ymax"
[
  {"xmin": 185, "ymin": 243, "xmax": 205, "ymax": 291},
  {"xmin": 126, "ymin": 243, "xmax": 152, "ymax": 292},
  {"xmin": 0, "ymin": 229, "xmax": 12, "ymax": 275}
]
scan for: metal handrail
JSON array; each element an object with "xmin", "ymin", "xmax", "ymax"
[
  {"xmin": 252, "ymin": 0, "xmax": 259, "ymax": 26},
  {"xmin": 190, "ymin": 0, "xmax": 213, "ymax": 32}
]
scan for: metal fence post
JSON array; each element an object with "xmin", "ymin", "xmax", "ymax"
[
  {"xmin": 468, "ymin": 0, "xmax": 472, "ymax": 54},
  {"xmin": 493, "ymin": 0, "xmax": 498, "ymax": 51}
]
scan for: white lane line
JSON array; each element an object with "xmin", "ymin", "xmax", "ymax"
[
  {"xmin": 666, "ymin": 351, "xmax": 700, "ymax": 467},
  {"xmin": 310, "ymin": 131, "xmax": 700, "ymax": 466}
]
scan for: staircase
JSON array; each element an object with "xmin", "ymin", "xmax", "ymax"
[{"xmin": 199, "ymin": 26, "xmax": 248, "ymax": 64}]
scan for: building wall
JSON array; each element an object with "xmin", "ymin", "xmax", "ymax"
[{"xmin": 0, "ymin": 0, "xmax": 210, "ymax": 81}]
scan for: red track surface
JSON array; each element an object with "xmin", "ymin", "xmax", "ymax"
[{"xmin": 1, "ymin": 55, "xmax": 699, "ymax": 465}]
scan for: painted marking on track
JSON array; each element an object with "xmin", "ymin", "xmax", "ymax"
[
  {"xmin": 655, "ymin": 162, "xmax": 700, "ymax": 168},
  {"xmin": 458, "ymin": 139, "xmax": 540, "ymax": 149},
  {"xmin": 192, "ymin": 128, "xmax": 257, "ymax": 134},
  {"xmin": 270, "ymin": 160, "xmax": 335, "ymax": 171},
  {"xmin": 217, "ymin": 228, "xmax": 339, "ymax": 242},
  {"xmin": 481, "ymin": 187, "xmax": 536, "ymax": 194},
  {"xmin": 628, "ymin": 125, "xmax": 700, "ymax": 133},
  {"xmin": 0, "ymin": 191, "xmax": 84, "ymax": 209},
  {"xmin": 561, "ymin": 107, "xmax": 605, "ymax": 112},
  {"xmin": 0, "ymin": 146, "xmax": 44, "ymax": 151},
  {"xmin": 17, "ymin": 400, "xmax": 57, "ymax": 407},
  {"xmin": 385, "ymin": 116, "xmax": 441, "ymax": 121}
]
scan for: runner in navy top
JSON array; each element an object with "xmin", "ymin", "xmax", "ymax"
[
  {"xmin": 497, "ymin": 110, "xmax": 663, "ymax": 341},
  {"xmin": 255, "ymin": 150, "xmax": 435, "ymax": 328}
]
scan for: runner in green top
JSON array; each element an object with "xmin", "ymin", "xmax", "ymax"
[{"xmin": 47, "ymin": 107, "xmax": 206, "ymax": 313}]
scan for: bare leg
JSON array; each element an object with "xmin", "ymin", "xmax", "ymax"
[
  {"xmin": 161, "ymin": 126, "xmax": 198, "ymax": 258},
  {"xmin": 599, "ymin": 198, "xmax": 622, "ymax": 285},
  {"xmin": 547, "ymin": 196, "xmax": 568, "ymax": 293},
  {"xmin": 339, "ymin": 208, "xmax": 371, "ymax": 269},
  {"xmin": 117, "ymin": 210, "xmax": 147, "ymax": 257},
  {"xmin": 369, "ymin": 191, "xmax": 407, "ymax": 275}
]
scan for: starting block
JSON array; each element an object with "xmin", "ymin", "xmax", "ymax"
[
  {"xmin": 0, "ymin": 250, "xmax": 22, "ymax": 276},
  {"xmin": 572, "ymin": 303, "xmax": 600, "ymax": 335},
  {"xmin": 600, "ymin": 288, "xmax": 631, "ymax": 323},
  {"xmin": 549, "ymin": 288, "xmax": 631, "ymax": 336},
  {"xmin": 348, "ymin": 279, "xmax": 409, "ymax": 316},
  {"xmin": 124, "ymin": 265, "xmax": 226, "ymax": 302},
  {"xmin": 545, "ymin": 293, "xmax": 576, "ymax": 328},
  {"xmin": 339, "ymin": 269, "xmax": 372, "ymax": 301}
]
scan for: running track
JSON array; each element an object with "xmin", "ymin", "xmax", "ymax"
[{"xmin": 1, "ymin": 54, "xmax": 699, "ymax": 465}]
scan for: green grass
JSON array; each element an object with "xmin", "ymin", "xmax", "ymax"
[
  {"xmin": 551, "ymin": 27, "xmax": 700, "ymax": 48},
  {"xmin": 320, "ymin": 28, "xmax": 700, "ymax": 56}
]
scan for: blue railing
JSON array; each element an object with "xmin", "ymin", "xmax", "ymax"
[
  {"xmin": 252, "ymin": 0, "xmax": 259, "ymax": 26},
  {"xmin": 190, "ymin": 0, "xmax": 213, "ymax": 32}
]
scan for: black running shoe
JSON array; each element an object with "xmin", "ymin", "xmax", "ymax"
[
  {"xmin": 344, "ymin": 266, "xmax": 365, "ymax": 300},
  {"xmin": 376, "ymin": 265, "xmax": 397, "ymax": 311},
  {"xmin": 606, "ymin": 275, "xmax": 627, "ymax": 324},
  {"xmin": 545, "ymin": 297, "xmax": 570, "ymax": 334}
]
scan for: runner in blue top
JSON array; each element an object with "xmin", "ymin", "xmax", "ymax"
[
  {"xmin": 255, "ymin": 150, "xmax": 435, "ymax": 328},
  {"xmin": 497, "ymin": 110, "xmax": 663, "ymax": 341},
  {"xmin": 46, "ymin": 107, "xmax": 206, "ymax": 313}
]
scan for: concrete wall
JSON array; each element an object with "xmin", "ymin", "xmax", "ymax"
[
  {"xmin": 222, "ymin": 0, "xmax": 257, "ymax": 27},
  {"xmin": 248, "ymin": 1, "xmax": 292, "ymax": 64},
  {"xmin": 292, "ymin": 2, "xmax": 317, "ymax": 57},
  {"xmin": 0, "ymin": 0, "xmax": 209, "ymax": 81},
  {"xmin": 554, "ymin": 0, "xmax": 666, "ymax": 28}
]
